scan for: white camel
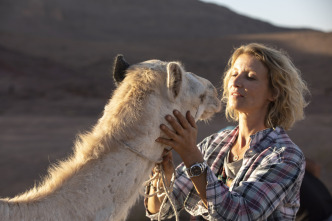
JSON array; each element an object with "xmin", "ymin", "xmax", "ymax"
[{"xmin": 0, "ymin": 55, "xmax": 221, "ymax": 221}]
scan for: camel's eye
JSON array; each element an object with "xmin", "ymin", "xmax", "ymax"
[{"xmin": 199, "ymin": 93, "xmax": 206, "ymax": 103}]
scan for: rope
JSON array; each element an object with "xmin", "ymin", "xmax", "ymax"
[
  {"xmin": 158, "ymin": 164, "xmax": 179, "ymax": 221},
  {"xmin": 115, "ymin": 139, "xmax": 163, "ymax": 163},
  {"xmin": 115, "ymin": 139, "xmax": 179, "ymax": 220},
  {"xmin": 143, "ymin": 163, "xmax": 179, "ymax": 221}
]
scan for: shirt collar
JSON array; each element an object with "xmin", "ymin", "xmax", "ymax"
[
  {"xmin": 248, "ymin": 126, "xmax": 280, "ymax": 155},
  {"xmin": 210, "ymin": 126, "xmax": 280, "ymax": 174},
  {"xmin": 230, "ymin": 126, "xmax": 280, "ymax": 154}
]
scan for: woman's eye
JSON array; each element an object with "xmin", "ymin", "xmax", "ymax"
[{"xmin": 247, "ymin": 74, "xmax": 255, "ymax": 80}]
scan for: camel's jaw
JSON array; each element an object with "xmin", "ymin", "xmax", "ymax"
[
  {"xmin": 196, "ymin": 99, "xmax": 222, "ymax": 121},
  {"xmin": 199, "ymin": 111, "xmax": 218, "ymax": 121}
]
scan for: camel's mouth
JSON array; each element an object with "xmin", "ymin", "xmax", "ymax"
[
  {"xmin": 199, "ymin": 109, "xmax": 219, "ymax": 121},
  {"xmin": 199, "ymin": 100, "xmax": 222, "ymax": 121}
]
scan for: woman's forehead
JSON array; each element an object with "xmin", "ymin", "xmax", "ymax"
[{"xmin": 232, "ymin": 54, "xmax": 267, "ymax": 73}]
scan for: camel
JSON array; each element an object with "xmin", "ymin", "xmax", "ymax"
[{"xmin": 0, "ymin": 55, "xmax": 221, "ymax": 221}]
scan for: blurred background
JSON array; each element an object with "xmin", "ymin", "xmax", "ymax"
[{"xmin": 0, "ymin": 0, "xmax": 331, "ymax": 220}]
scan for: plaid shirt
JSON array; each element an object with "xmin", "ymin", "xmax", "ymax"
[{"xmin": 147, "ymin": 126, "xmax": 305, "ymax": 220}]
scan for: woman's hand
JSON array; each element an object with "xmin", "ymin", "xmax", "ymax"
[
  {"xmin": 147, "ymin": 149, "xmax": 174, "ymax": 214},
  {"xmin": 155, "ymin": 110, "xmax": 203, "ymax": 167},
  {"xmin": 157, "ymin": 149, "xmax": 174, "ymax": 182}
]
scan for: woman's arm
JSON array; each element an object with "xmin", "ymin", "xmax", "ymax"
[
  {"xmin": 146, "ymin": 151, "xmax": 174, "ymax": 214},
  {"xmin": 156, "ymin": 110, "xmax": 209, "ymax": 207}
]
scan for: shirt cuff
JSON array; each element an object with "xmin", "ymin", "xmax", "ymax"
[
  {"xmin": 206, "ymin": 166, "xmax": 220, "ymax": 185},
  {"xmin": 205, "ymin": 166, "xmax": 229, "ymax": 215}
]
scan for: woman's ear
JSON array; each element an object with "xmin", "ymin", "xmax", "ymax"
[{"xmin": 268, "ymin": 88, "xmax": 279, "ymax": 102}]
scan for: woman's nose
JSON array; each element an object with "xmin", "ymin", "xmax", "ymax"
[{"xmin": 231, "ymin": 74, "xmax": 243, "ymax": 88}]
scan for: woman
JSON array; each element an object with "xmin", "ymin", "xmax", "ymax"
[{"xmin": 146, "ymin": 43, "xmax": 309, "ymax": 220}]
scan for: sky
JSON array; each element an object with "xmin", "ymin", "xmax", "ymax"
[{"xmin": 200, "ymin": 0, "xmax": 332, "ymax": 32}]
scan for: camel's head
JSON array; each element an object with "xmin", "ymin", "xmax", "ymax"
[
  {"xmin": 163, "ymin": 61, "xmax": 222, "ymax": 121},
  {"xmin": 112, "ymin": 55, "xmax": 221, "ymax": 122}
]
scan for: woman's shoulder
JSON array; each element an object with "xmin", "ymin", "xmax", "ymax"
[
  {"xmin": 273, "ymin": 127, "xmax": 302, "ymax": 152},
  {"xmin": 197, "ymin": 126, "xmax": 237, "ymax": 156},
  {"xmin": 201, "ymin": 126, "xmax": 236, "ymax": 143},
  {"xmin": 266, "ymin": 127, "xmax": 305, "ymax": 166}
]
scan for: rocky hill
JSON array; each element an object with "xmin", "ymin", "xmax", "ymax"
[{"xmin": 0, "ymin": 0, "xmax": 293, "ymax": 41}]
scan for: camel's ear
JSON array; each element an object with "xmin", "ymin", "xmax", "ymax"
[
  {"xmin": 166, "ymin": 62, "xmax": 183, "ymax": 100},
  {"xmin": 113, "ymin": 54, "xmax": 130, "ymax": 86}
]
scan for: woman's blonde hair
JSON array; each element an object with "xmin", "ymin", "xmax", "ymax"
[{"xmin": 222, "ymin": 43, "xmax": 310, "ymax": 130}]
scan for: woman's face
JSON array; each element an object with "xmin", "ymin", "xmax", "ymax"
[{"xmin": 228, "ymin": 53, "xmax": 274, "ymax": 117}]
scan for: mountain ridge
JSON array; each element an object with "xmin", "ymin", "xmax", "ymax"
[{"xmin": 0, "ymin": 0, "xmax": 302, "ymax": 42}]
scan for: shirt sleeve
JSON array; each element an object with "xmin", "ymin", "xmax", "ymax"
[
  {"xmin": 146, "ymin": 134, "xmax": 217, "ymax": 220},
  {"xmin": 205, "ymin": 146, "xmax": 305, "ymax": 220}
]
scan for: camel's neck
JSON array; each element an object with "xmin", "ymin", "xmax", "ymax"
[
  {"xmin": 1, "ymin": 144, "xmax": 155, "ymax": 221},
  {"xmin": 0, "ymin": 91, "xmax": 176, "ymax": 220},
  {"xmin": 99, "ymin": 92, "xmax": 174, "ymax": 161}
]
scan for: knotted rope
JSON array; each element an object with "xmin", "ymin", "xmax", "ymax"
[
  {"xmin": 143, "ymin": 159, "xmax": 179, "ymax": 221},
  {"xmin": 115, "ymin": 139, "xmax": 179, "ymax": 221}
]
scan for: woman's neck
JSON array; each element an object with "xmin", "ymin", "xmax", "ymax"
[{"xmin": 237, "ymin": 113, "xmax": 268, "ymax": 148}]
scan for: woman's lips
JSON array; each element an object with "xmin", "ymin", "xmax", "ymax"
[{"xmin": 231, "ymin": 91, "xmax": 244, "ymax": 97}]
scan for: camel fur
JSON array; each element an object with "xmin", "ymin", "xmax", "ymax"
[{"xmin": 0, "ymin": 55, "xmax": 221, "ymax": 221}]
